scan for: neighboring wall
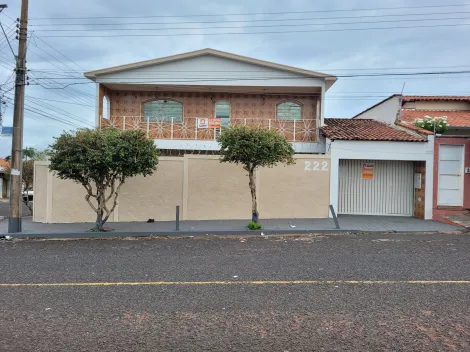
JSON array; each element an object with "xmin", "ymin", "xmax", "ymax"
[
  {"xmin": 33, "ymin": 154, "xmax": 331, "ymax": 223},
  {"xmin": 353, "ymin": 95, "xmax": 401, "ymax": 124},
  {"xmin": 433, "ymin": 137, "xmax": 470, "ymax": 220},
  {"xmin": 403, "ymin": 101, "xmax": 470, "ymax": 111}
]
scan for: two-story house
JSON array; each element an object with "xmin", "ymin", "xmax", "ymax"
[
  {"xmin": 84, "ymin": 48, "xmax": 336, "ymax": 154},
  {"xmin": 33, "ymin": 49, "xmax": 337, "ymax": 223}
]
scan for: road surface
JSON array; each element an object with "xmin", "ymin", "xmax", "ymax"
[{"xmin": 1, "ymin": 233, "xmax": 469, "ymax": 351}]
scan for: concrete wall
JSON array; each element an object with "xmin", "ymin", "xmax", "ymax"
[
  {"xmin": 353, "ymin": 96, "xmax": 401, "ymax": 124},
  {"xmin": 327, "ymin": 138, "xmax": 435, "ymax": 219},
  {"xmin": 33, "ymin": 154, "xmax": 331, "ymax": 223},
  {"xmin": 403, "ymin": 101, "xmax": 470, "ymax": 111}
]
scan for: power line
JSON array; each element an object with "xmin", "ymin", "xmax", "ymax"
[
  {"xmin": 30, "ymin": 15, "xmax": 470, "ymax": 32},
  {"xmin": 28, "ymin": 10, "xmax": 470, "ymax": 27},
  {"xmin": 32, "ymin": 35, "xmax": 86, "ymax": 71},
  {"xmin": 30, "ymin": 63, "xmax": 470, "ymax": 73},
  {"xmin": 26, "ymin": 70, "xmax": 470, "ymax": 80},
  {"xmin": 28, "ymin": 3, "xmax": 470, "ymax": 20},
  {"xmin": 37, "ymin": 22, "xmax": 470, "ymax": 38},
  {"xmin": 25, "ymin": 95, "xmax": 96, "ymax": 107}
]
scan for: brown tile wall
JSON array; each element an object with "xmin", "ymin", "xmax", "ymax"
[
  {"xmin": 100, "ymin": 88, "xmax": 318, "ymax": 125},
  {"xmin": 414, "ymin": 161, "xmax": 426, "ymax": 219}
]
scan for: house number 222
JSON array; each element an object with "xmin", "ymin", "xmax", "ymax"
[{"xmin": 304, "ymin": 161, "xmax": 329, "ymax": 171}]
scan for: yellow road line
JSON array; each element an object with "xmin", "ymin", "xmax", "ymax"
[{"xmin": 1, "ymin": 280, "xmax": 470, "ymax": 287}]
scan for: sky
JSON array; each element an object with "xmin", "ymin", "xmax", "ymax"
[{"xmin": 0, "ymin": 0, "xmax": 469, "ymax": 157}]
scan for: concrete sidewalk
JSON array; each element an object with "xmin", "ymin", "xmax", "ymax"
[{"xmin": 0, "ymin": 215, "xmax": 461, "ymax": 237}]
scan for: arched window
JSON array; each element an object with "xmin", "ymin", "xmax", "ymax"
[
  {"xmin": 277, "ymin": 101, "xmax": 302, "ymax": 120},
  {"xmin": 215, "ymin": 101, "xmax": 230, "ymax": 127},
  {"xmin": 102, "ymin": 95, "xmax": 110, "ymax": 119},
  {"xmin": 143, "ymin": 99, "xmax": 183, "ymax": 122}
]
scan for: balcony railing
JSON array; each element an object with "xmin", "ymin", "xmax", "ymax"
[{"xmin": 101, "ymin": 116, "xmax": 317, "ymax": 142}]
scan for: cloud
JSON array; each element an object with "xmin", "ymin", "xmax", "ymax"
[{"xmin": 0, "ymin": 0, "xmax": 469, "ymax": 156}]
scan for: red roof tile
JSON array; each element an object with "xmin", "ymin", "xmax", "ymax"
[
  {"xmin": 402, "ymin": 96, "xmax": 470, "ymax": 102},
  {"xmin": 400, "ymin": 109, "xmax": 470, "ymax": 127},
  {"xmin": 322, "ymin": 118, "xmax": 425, "ymax": 142}
]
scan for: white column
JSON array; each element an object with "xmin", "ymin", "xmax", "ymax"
[
  {"xmin": 328, "ymin": 139, "xmax": 339, "ymax": 218},
  {"xmin": 424, "ymin": 135, "xmax": 435, "ymax": 220},
  {"xmin": 0, "ymin": 178, "xmax": 3, "ymax": 198}
]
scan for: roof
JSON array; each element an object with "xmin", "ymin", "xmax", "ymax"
[
  {"xmin": 402, "ymin": 95, "xmax": 470, "ymax": 102},
  {"xmin": 0, "ymin": 159, "xmax": 9, "ymax": 172},
  {"xmin": 84, "ymin": 48, "xmax": 337, "ymax": 83},
  {"xmin": 322, "ymin": 118, "xmax": 425, "ymax": 142},
  {"xmin": 400, "ymin": 109, "xmax": 470, "ymax": 127}
]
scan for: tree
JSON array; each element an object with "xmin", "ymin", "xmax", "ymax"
[
  {"xmin": 217, "ymin": 126, "xmax": 294, "ymax": 223},
  {"xmin": 48, "ymin": 128, "xmax": 159, "ymax": 231}
]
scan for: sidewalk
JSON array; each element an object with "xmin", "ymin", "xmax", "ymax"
[{"xmin": 0, "ymin": 215, "xmax": 462, "ymax": 238}]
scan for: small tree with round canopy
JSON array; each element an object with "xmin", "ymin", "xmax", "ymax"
[
  {"xmin": 48, "ymin": 128, "xmax": 159, "ymax": 231},
  {"xmin": 217, "ymin": 126, "xmax": 294, "ymax": 223}
]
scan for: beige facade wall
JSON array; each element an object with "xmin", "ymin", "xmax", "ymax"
[
  {"xmin": 118, "ymin": 158, "xmax": 184, "ymax": 221},
  {"xmin": 33, "ymin": 163, "xmax": 48, "ymax": 222},
  {"xmin": 34, "ymin": 155, "xmax": 331, "ymax": 223},
  {"xmin": 185, "ymin": 156, "xmax": 252, "ymax": 220},
  {"xmin": 259, "ymin": 155, "xmax": 330, "ymax": 218}
]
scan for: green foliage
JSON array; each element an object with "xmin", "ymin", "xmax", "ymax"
[
  {"xmin": 49, "ymin": 128, "xmax": 158, "ymax": 184},
  {"xmin": 218, "ymin": 126, "xmax": 295, "ymax": 222},
  {"xmin": 48, "ymin": 128, "xmax": 159, "ymax": 230},
  {"xmin": 414, "ymin": 116, "xmax": 449, "ymax": 134},
  {"xmin": 247, "ymin": 221, "xmax": 263, "ymax": 230},
  {"xmin": 217, "ymin": 126, "xmax": 295, "ymax": 172}
]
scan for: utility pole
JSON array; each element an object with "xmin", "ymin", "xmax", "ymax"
[{"xmin": 8, "ymin": 0, "xmax": 28, "ymax": 233}]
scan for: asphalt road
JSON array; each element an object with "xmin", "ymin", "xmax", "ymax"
[{"xmin": 1, "ymin": 233, "xmax": 469, "ymax": 351}]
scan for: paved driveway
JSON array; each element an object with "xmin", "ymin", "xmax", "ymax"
[{"xmin": 1, "ymin": 233, "xmax": 469, "ymax": 351}]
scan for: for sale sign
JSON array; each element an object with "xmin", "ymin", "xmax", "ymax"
[{"xmin": 362, "ymin": 162, "xmax": 374, "ymax": 180}]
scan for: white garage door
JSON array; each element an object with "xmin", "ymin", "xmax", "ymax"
[
  {"xmin": 438, "ymin": 145, "xmax": 464, "ymax": 206},
  {"xmin": 339, "ymin": 160, "xmax": 414, "ymax": 216}
]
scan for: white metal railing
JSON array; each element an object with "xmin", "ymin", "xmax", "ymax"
[{"xmin": 101, "ymin": 116, "xmax": 317, "ymax": 142}]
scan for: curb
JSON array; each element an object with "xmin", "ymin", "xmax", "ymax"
[
  {"xmin": 4, "ymin": 228, "xmax": 467, "ymax": 240},
  {"xmin": 6, "ymin": 228, "xmax": 360, "ymax": 239}
]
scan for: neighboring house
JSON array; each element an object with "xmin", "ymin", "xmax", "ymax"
[
  {"xmin": 0, "ymin": 158, "xmax": 9, "ymax": 198},
  {"xmin": 84, "ymin": 48, "xmax": 337, "ymax": 154},
  {"xmin": 352, "ymin": 95, "xmax": 470, "ymax": 224},
  {"xmin": 321, "ymin": 119, "xmax": 433, "ymax": 219}
]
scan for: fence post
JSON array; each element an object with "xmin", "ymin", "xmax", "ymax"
[
  {"xmin": 146, "ymin": 118, "xmax": 150, "ymax": 138},
  {"xmin": 244, "ymin": 118, "xmax": 247, "ymax": 126},
  {"xmin": 268, "ymin": 119, "xmax": 271, "ymax": 130},
  {"xmin": 171, "ymin": 117, "xmax": 174, "ymax": 140},
  {"xmin": 195, "ymin": 119, "xmax": 198, "ymax": 140},
  {"xmin": 175, "ymin": 205, "xmax": 180, "ymax": 231},
  {"xmin": 329, "ymin": 204, "xmax": 340, "ymax": 229},
  {"xmin": 122, "ymin": 116, "xmax": 126, "ymax": 130},
  {"xmin": 293, "ymin": 120, "xmax": 296, "ymax": 142}
]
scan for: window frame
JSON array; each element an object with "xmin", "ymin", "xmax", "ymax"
[
  {"xmin": 214, "ymin": 100, "xmax": 231, "ymax": 119},
  {"xmin": 276, "ymin": 100, "xmax": 303, "ymax": 121},
  {"xmin": 102, "ymin": 95, "xmax": 110, "ymax": 119},
  {"xmin": 141, "ymin": 98, "xmax": 184, "ymax": 123}
]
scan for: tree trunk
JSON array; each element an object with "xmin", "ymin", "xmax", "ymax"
[
  {"xmin": 248, "ymin": 169, "xmax": 258, "ymax": 223},
  {"xmin": 94, "ymin": 189, "xmax": 105, "ymax": 231},
  {"xmin": 95, "ymin": 210, "xmax": 104, "ymax": 231}
]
